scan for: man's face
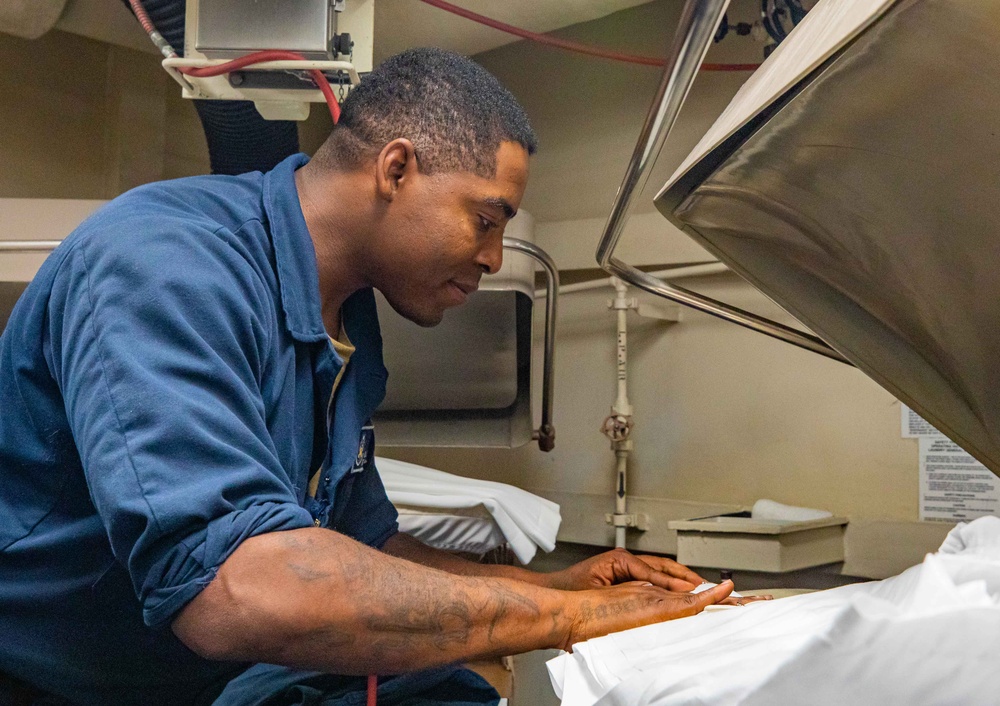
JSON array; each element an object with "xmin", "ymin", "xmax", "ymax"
[{"xmin": 373, "ymin": 141, "xmax": 530, "ymax": 327}]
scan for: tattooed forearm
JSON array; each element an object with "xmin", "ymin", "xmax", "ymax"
[
  {"xmin": 176, "ymin": 527, "xmax": 573, "ymax": 674},
  {"xmin": 366, "ymin": 601, "xmax": 473, "ymax": 650},
  {"xmin": 362, "ymin": 574, "xmax": 543, "ymax": 661},
  {"xmin": 483, "ymin": 580, "xmax": 542, "ymax": 643},
  {"xmin": 287, "ymin": 561, "xmax": 331, "ymax": 582}
]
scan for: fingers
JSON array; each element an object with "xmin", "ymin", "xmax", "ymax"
[
  {"xmin": 691, "ymin": 579, "xmax": 734, "ymax": 610},
  {"xmin": 720, "ymin": 594, "xmax": 772, "ymax": 606},
  {"xmin": 618, "ymin": 554, "xmax": 701, "ymax": 592},
  {"xmin": 567, "ymin": 580, "xmax": 737, "ymax": 646},
  {"xmin": 635, "ymin": 554, "xmax": 705, "ymax": 587},
  {"xmin": 614, "ymin": 554, "xmax": 697, "ymax": 592}
]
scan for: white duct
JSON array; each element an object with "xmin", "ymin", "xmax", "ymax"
[{"xmin": 0, "ymin": 0, "xmax": 69, "ymax": 40}]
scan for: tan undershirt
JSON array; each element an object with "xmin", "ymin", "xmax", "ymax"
[{"xmin": 307, "ymin": 328, "xmax": 355, "ymax": 498}]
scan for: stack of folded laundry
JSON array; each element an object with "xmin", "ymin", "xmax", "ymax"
[{"xmin": 377, "ymin": 456, "xmax": 561, "ymax": 564}]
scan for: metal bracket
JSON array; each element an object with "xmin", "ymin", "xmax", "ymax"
[
  {"xmin": 606, "ymin": 512, "xmax": 650, "ymax": 531},
  {"xmin": 503, "ymin": 238, "xmax": 559, "ymax": 452},
  {"xmin": 636, "ymin": 302, "xmax": 683, "ymax": 322},
  {"xmin": 593, "ymin": 0, "xmax": 848, "ymax": 365}
]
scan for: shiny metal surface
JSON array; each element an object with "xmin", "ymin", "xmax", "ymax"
[
  {"xmin": 592, "ymin": 0, "xmax": 845, "ymax": 361},
  {"xmin": 0, "ymin": 241, "xmax": 63, "ymax": 252},
  {"xmin": 658, "ymin": 0, "xmax": 1000, "ymax": 472},
  {"xmin": 596, "ymin": 0, "xmax": 728, "ymax": 270},
  {"xmin": 196, "ymin": 0, "xmax": 334, "ymax": 59},
  {"xmin": 503, "ymin": 237, "xmax": 559, "ymax": 452}
]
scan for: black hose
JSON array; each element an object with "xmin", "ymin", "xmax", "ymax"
[{"xmin": 121, "ymin": 0, "xmax": 301, "ymax": 176}]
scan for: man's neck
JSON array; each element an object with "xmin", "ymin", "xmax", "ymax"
[{"xmin": 294, "ymin": 163, "xmax": 373, "ymax": 335}]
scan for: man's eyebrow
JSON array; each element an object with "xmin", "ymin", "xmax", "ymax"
[{"xmin": 482, "ymin": 197, "xmax": 517, "ymax": 220}]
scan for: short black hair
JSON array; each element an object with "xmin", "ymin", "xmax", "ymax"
[{"xmin": 313, "ymin": 47, "xmax": 537, "ymax": 177}]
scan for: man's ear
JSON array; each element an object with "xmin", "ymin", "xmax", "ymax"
[{"xmin": 374, "ymin": 138, "xmax": 417, "ymax": 202}]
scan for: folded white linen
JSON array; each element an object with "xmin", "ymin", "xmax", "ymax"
[
  {"xmin": 396, "ymin": 509, "xmax": 507, "ymax": 556},
  {"xmin": 750, "ymin": 498, "xmax": 833, "ymax": 522},
  {"xmin": 376, "ymin": 456, "xmax": 562, "ymax": 564},
  {"xmin": 548, "ymin": 516, "xmax": 1000, "ymax": 706}
]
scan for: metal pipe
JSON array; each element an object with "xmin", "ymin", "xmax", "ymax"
[
  {"xmin": 605, "ymin": 261, "xmax": 846, "ymax": 362},
  {"xmin": 539, "ymin": 261, "xmax": 729, "ymax": 298},
  {"xmin": 593, "ymin": 0, "xmax": 849, "ymax": 365},
  {"xmin": 612, "ymin": 278, "xmax": 631, "ymax": 419},
  {"xmin": 0, "ymin": 241, "xmax": 63, "ymax": 252},
  {"xmin": 615, "ymin": 451, "xmax": 628, "ymax": 549},
  {"xmin": 503, "ymin": 237, "xmax": 559, "ymax": 452},
  {"xmin": 612, "ymin": 277, "xmax": 632, "ymax": 550},
  {"xmin": 597, "ymin": 0, "xmax": 729, "ymax": 270}
]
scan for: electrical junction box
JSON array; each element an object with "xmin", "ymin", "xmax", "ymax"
[
  {"xmin": 668, "ymin": 513, "xmax": 848, "ymax": 572},
  {"xmin": 196, "ymin": 0, "xmax": 337, "ymax": 60}
]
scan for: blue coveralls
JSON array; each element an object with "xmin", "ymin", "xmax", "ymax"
[{"xmin": 0, "ymin": 154, "xmax": 498, "ymax": 706}]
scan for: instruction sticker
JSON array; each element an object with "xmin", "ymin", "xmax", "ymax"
[
  {"xmin": 903, "ymin": 405, "xmax": 1000, "ymax": 521},
  {"xmin": 901, "ymin": 404, "xmax": 942, "ymax": 438},
  {"xmin": 919, "ymin": 437, "xmax": 1000, "ymax": 522}
]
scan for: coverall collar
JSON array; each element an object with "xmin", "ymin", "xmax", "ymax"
[{"xmin": 263, "ymin": 153, "xmax": 329, "ymax": 344}]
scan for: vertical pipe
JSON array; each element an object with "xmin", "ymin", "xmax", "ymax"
[
  {"xmin": 615, "ymin": 451, "xmax": 628, "ymax": 549},
  {"xmin": 612, "ymin": 278, "xmax": 632, "ymax": 550},
  {"xmin": 616, "ymin": 306, "xmax": 628, "ymax": 415}
]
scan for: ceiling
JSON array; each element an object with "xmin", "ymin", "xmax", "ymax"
[
  {"xmin": 51, "ymin": 0, "xmax": 657, "ymax": 59},
  {"xmin": 373, "ymin": 0, "xmax": 656, "ymax": 60}
]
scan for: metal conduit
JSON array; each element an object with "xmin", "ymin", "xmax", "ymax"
[
  {"xmin": 594, "ymin": 0, "xmax": 848, "ymax": 365},
  {"xmin": 0, "ymin": 241, "xmax": 65, "ymax": 252},
  {"xmin": 503, "ymin": 237, "xmax": 559, "ymax": 452}
]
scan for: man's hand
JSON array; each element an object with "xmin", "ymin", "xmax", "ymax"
[
  {"xmin": 544, "ymin": 547, "xmax": 706, "ymax": 592},
  {"xmin": 558, "ymin": 580, "xmax": 734, "ymax": 650}
]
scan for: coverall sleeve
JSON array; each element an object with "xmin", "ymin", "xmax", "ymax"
[{"xmin": 49, "ymin": 217, "xmax": 315, "ymax": 629}]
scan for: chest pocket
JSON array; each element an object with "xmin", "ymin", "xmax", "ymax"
[
  {"xmin": 307, "ymin": 421, "xmax": 376, "ymax": 527},
  {"xmin": 351, "ymin": 424, "xmax": 374, "ymax": 474}
]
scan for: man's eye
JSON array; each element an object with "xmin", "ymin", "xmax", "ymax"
[{"xmin": 477, "ymin": 216, "xmax": 495, "ymax": 232}]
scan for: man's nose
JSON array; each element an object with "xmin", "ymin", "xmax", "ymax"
[{"xmin": 476, "ymin": 232, "xmax": 504, "ymax": 275}]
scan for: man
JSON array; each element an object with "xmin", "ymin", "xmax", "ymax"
[{"xmin": 0, "ymin": 48, "xmax": 733, "ymax": 705}]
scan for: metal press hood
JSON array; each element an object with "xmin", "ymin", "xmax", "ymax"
[{"xmin": 655, "ymin": 0, "xmax": 1000, "ymax": 474}]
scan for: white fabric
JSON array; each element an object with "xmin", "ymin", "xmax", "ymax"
[
  {"xmin": 750, "ymin": 498, "xmax": 832, "ymax": 522},
  {"xmin": 548, "ymin": 516, "xmax": 1000, "ymax": 706},
  {"xmin": 376, "ymin": 456, "xmax": 561, "ymax": 564},
  {"xmin": 690, "ymin": 581, "xmax": 741, "ymax": 601},
  {"xmin": 396, "ymin": 509, "xmax": 506, "ymax": 556}
]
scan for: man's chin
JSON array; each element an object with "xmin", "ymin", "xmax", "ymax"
[
  {"xmin": 381, "ymin": 291, "xmax": 448, "ymax": 327},
  {"xmin": 390, "ymin": 302, "xmax": 445, "ymax": 328},
  {"xmin": 407, "ymin": 312, "xmax": 444, "ymax": 328}
]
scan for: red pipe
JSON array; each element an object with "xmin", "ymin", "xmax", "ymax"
[
  {"xmin": 178, "ymin": 50, "xmax": 341, "ymax": 124},
  {"xmin": 419, "ymin": 0, "xmax": 760, "ymax": 72}
]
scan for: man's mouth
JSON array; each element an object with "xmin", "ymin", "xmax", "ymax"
[{"xmin": 447, "ymin": 280, "xmax": 479, "ymax": 303}]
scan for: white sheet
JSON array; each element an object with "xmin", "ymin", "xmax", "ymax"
[
  {"xmin": 750, "ymin": 498, "xmax": 832, "ymax": 522},
  {"xmin": 396, "ymin": 508, "xmax": 507, "ymax": 556},
  {"xmin": 548, "ymin": 516, "xmax": 1000, "ymax": 706},
  {"xmin": 376, "ymin": 456, "xmax": 562, "ymax": 564}
]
